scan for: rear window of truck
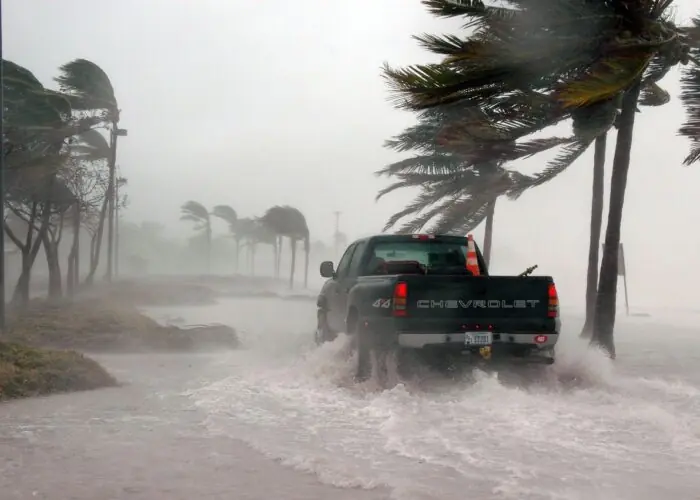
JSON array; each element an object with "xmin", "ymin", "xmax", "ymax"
[{"xmin": 364, "ymin": 239, "xmax": 477, "ymax": 275}]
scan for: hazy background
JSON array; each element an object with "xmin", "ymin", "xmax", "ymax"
[{"xmin": 4, "ymin": 0, "xmax": 700, "ymax": 307}]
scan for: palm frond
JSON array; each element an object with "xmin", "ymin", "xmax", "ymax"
[
  {"xmin": 679, "ymin": 26, "xmax": 700, "ymax": 165},
  {"xmin": 526, "ymin": 138, "xmax": 595, "ymax": 189},
  {"xmin": 180, "ymin": 200, "xmax": 210, "ymax": 221},
  {"xmin": 55, "ymin": 58, "xmax": 118, "ymax": 115},
  {"xmin": 211, "ymin": 204, "xmax": 238, "ymax": 226},
  {"xmin": 552, "ymin": 50, "xmax": 653, "ymax": 109},
  {"xmin": 376, "ymin": 154, "xmax": 466, "ymax": 177},
  {"xmin": 71, "ymin": 129, "xmax": 111, "ymax": 161},
  {"xmin": 639, "ymin": 81, "xmax": 670, "ymax": 106},
  {"xmin": 426, "ymin": 195, "xmax": 493, "ymax": 234},
  {"xmin": 394, "ymin": 195, "xmax": 461, "ymax": 234}
]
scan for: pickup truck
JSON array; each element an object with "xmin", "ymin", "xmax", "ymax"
[{"xmin": 315, "ymin": 234, "xmax": 561, "ymax": 381}]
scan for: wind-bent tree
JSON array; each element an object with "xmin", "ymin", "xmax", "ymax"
[
  {"xmin": 56, "ymin": 58, "xmax": 122, "ymax": 282},
  {"xmin": 260, "ymin": 205, "xmax": 310, "ymax": 288},
  {"xmin": 378, "ymin": 113, "xmax": 571, "ymax": 265},
  {"xmin": 233, "ymin": 217, "xmax": 258, "ymax": 273},
  {"xmin": 381, "ymin": 0, "xmax": 691, "ymax": 356},
  {"xmin": 2, "ymin": 59, "xmax": 100, "ymax": 306},
  {"xmin": 71, "ymin": 129, "xmax": 111, "ymax": 284},
  {"xmin": 211, "ymin": 204, "xmax": 238, "ymax": 270},
  {"xmin": 180, "ymin": 201, "xmax": 212, "ymax": 272}
]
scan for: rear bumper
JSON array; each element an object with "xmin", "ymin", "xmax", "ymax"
[
  {"xmin": 360, "ymin": 316, "xmax": 560, "ymax": 356},
  {"xmin": 397, "ymin": 331, "xmax": 557, "ymax": 349}
]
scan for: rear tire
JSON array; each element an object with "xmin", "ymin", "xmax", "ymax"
[
  {"xmin": 315, "ymin": 310, "xmax": 336, "ymax": 345},
  {"xmin": 353, "ymin": 316, "xmax": 373, "ymax": 382}
]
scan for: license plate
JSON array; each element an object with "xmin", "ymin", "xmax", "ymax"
[{"xmin": 464, "ymin": 332, "xmax": 492, "ymax": 346}]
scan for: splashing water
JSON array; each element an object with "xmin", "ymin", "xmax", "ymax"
[{"xmin": 167, "ymin": 298, "xmax": 700, "ymax": 500}]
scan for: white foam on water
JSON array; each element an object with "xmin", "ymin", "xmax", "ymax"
[{"xmin": 178, "ymin": 298, "xmax": 700, "ymax": 500}]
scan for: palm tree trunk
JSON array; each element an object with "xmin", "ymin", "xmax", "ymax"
[
  {"xmin": 276, "ymin": 235, "xmax": 283, "ymax": 278},
  {"xmin": 482, "ymin": 199, "xmax": 496, "ymax": 268},
  {"xmin": 205, "ymin": 223, "xmax": 212, "ymax": 274},
  {"xmin": 234, "ymin": 238, "xmax": 240, "ymax": 273},
  {"xmin": 591, "ymin": 81, "xmax": 642, "ymax": 358},
  {"xmin": 289, "ymin": 238, "xmax": 297, "ymax": 289},
  {"xmin": 86, "ymin": 193, "xmax": 109, "ymax": 284},
  {"xmin": 304, "ymin": 237, "xmax": 309, "ymax": 288},
  {"xmin": 580, "ymin": 134, "xmax": 607, "ymax": 338}
]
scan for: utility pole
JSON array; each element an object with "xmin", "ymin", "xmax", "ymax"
[
  {"xmin": 333, "ymin": 211, "xmax": 341, "ymax": 258},
  {"xmin": 0, "ymin": 1, "xmax": 6, "ymax": 331},
  {"xmin": 114, "ymin": 175, "xmax": 120, "ymax": 277},
  {"xmin": 105, "ymin": 126, "xmax": 127, "ymax": 281}
]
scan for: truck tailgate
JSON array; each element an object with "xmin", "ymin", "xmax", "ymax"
[{"xmin": 399, "ymin": 274, "xmax": 553, "ymax": 320}]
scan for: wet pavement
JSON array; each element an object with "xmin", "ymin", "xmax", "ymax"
[{"xmin": 0, "ymin": 353, "xmax": 384, "ymax": 500}]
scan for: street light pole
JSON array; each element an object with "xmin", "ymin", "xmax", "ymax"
[
  {"xmin": 114, "ymin": 174, "xmax": 120, "ymax": 277},
  {"xmin": 105, "ymin": 126, "xmax": 126, "ymax": 282}
]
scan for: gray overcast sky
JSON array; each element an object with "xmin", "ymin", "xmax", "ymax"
[{"xmin": 5, "ymin": 0, "xmax": 700, "ymax": 308}]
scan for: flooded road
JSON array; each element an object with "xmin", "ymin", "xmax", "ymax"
[
  {"xmin": 2, "ymin": 297, "xmax": 699, "ymax": 499},
  {"xmin": 0, "ymin": 350, "xmax": 383, "ymax": 500}
]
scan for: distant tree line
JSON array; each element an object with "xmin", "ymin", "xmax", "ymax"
[{"xmin": 180, "ymin": 201, "xmax": 310, "ymax": 289}]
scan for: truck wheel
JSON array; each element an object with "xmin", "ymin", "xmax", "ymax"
[
  {"xmin": 351, "ymin": 315, "xmax": 372, "ymax": 382},
  {"xmin": 315, "ymin": 310, "xmax": 336, "ymax": 345}
]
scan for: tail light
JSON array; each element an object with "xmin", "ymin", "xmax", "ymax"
[
  {"xmin": 548, "ymin": 283, "xmax": 559, "ymax": 318},
  {"xmin": 393, "ymin": 281, "xmax": 408, "ymax": 317}
]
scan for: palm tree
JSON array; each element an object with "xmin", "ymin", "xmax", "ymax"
[
  {"xmin": 233, "ymin": 217, "xmax": 258, "ymax": 273},
  {"xmin": 211, "ymin": 204, "xmax": 238, "ymax": 270},
  {"xmin": 55, "ymin": 58, "xmax": 122, "ymax": 282},
  {"xmin": 2, "ymin": 59, "xmax": 97, "ymax": 306},
  {"xmin": 260, "ymin": 206, "xmax": 310, "ymax": 289},
  {"xmin": 378, "ymin": 115, "xmax": 571, "ymax": 264},
  {"xmin": 381, "ymin": 0, "xmax": 691, "ymax": 356},
  {"xmin": 180, "ymin": 201, "xmax": 212, "ymax": 272},
  {"xmin": 71, "ymin": 129, "xmax": 111, "ymax": 284}
]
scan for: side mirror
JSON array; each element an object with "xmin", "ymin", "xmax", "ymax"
[{"xmin": 320, "ymin": 261, "xmax": 335, "ymax": 278}]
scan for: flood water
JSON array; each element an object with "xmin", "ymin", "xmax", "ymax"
[{"xmin": 2, "ymin": 296, "xmax": 699, "ymax": 499}]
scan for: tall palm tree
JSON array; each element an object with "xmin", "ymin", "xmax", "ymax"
[
  {"xmin": 381, "ymin": 0, "xmax": 690, "ymax": 356},
  {"xmin": 55, "ymin": 58, "xmax": 121, "ymax": 282},
  {"xmin": 2, "ymin": 59, "xmax": 96, "ymax": 307},
  {"xmin": 233, "ymin": 217, "xmax": 258, "ymax": 274},
  {"xmin": 71, "ymin": 129, "xmax": 111, "ymax": 284},
  {"xmin": 180, "ymin": 201, "xmax": 212, "ymax": 272},
  {"xmin": 260, "ymin": 206, "xmax": 310, "ymax": 288},
  {"xmin": 211, "ymin": 204, "xmax": 238, "ymax": 270}
]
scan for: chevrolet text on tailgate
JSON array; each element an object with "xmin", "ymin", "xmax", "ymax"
[
  {"xmin": 415, "ymin": 299, "xmax": 541, "ymax": 309},
  {"xmin": 315, "ymin": 233, "xmax": 561, "ymax": 382}
]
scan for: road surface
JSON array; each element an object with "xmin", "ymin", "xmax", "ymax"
[{"xmin": 2, "ymin": 297, "xmax": 699, "ymax": 500}]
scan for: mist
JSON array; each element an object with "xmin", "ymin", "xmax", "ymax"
[{"xmin": 5, "ymin": 0, "xmax": 700, "ymax": 309}]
